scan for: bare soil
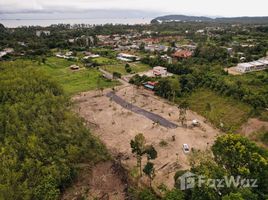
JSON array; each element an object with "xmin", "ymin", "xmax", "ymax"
[
  {"xmin": 240, "ymin": 118, "xmax": 268, "ymax": 136},
  {"xmin": 61, "ymin": 161, "xmax": 127, "ymax": 200},
  {"xmin": 73, "ymin": 85, "xmax": 220, "ymax": 189},
  {"xmin": 224, "ymin": 67, "xmax": 242, "ymax": 75}
]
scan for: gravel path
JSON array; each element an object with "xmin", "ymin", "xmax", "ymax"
[{"xmin": 106, "ymin": 91, "xmax": 178, "ymax": 129}]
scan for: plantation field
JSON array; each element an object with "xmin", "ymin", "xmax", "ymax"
[
  {"xmin": 1, "ymin": 57, "xmax": 119, "ymax": 95},
  {"xmin": 101, "ymin": 62, "xmax": 151, "ymax": 75},
  {"xmin": 182, "ymin": 88, "xmax": 252, "ymax": 132}
]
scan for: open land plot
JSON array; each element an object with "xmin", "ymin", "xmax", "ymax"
[
  {"xmin": 1, "ymin": 57, "xmax": 119, "ymax": 95},
  {"xmin": 92, "ymin": 57, "xmax": 118, "ymax": 65},
  {"xmin": 73, "ymin": 85, "xmax": 220, "ymax": 189},
  {"xmin": 101, "ymin": 62, "xmax": 151, "ymax": 75},
  {"xmin": 181, "ymin": 88, "xmax": 252, "ymax": 132}
]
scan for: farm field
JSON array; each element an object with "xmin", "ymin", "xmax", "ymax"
[
  {"xmin": 182, "ymin": 88, "xmax": 252, "ymax": 132},
  {"xmin": 1, "ymin": 57, "xmax": 119, "ymax": 95}
]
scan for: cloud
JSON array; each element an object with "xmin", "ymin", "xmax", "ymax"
[{"xmin": 0, "ymin": 0, "xmax": 268, "ymax": 17}]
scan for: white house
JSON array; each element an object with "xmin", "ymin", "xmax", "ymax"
[
  {"xmin": 153, "ymin": 66, "xmax": 168, "ymax": 77},
  {"xmin": 117, "ymin": 53, "xmax": 140, "ymax": 62},
  {"xmin": 235, "ymin": 58, "xmax": 268, "ymax": 73},
  {"xmin": 36, "ymin": 30, "xmax": 51, "ymax": 37}
]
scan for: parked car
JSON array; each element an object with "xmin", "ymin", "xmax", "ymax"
[{"xmin": 183, "ymin": 144, "xmax": 190, "ymax": 153}]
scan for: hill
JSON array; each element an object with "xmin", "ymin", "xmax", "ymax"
[{"xmin": 151, "ymin": 15, "xmax": 268, "ymax": 24}]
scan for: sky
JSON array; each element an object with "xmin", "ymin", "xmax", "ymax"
[{"xmin": 0, "ymin": 0, "xmax": 268, "ymax": 18}]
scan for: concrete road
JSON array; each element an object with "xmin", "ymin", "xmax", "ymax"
[{"xmin": 106, "ymin": 91, "xmax": 178, "ymax": 129}]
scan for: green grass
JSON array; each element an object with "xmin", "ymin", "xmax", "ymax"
[
  {"xmin": 101, "ymin": 62, "xmax": 151, "ymax": 75},
  {"xmin": 249, "ymin": 128, "xmax": 268, "ymax": 148},
  {"xmin": 92, "ymin": 57, "xmax": 118, "ymax": 65},
  {"xmin": 1, "ymin": 57, "xmax": 119, "ymax": 95},
  {"xmin": 225, "ymin": 70, "xmax": 268, "ymax": 95},
  {"xmin": 181, "ymin": 88, "xmax": 252, "ymax": 132}
]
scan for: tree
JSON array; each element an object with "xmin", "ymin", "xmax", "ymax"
[
  {"xmin": 125, "ymin": 63, "xmax": 132, "ymax": 73},
  {"xmin": 143, "ymin": 162, "xmax": 155, "ymax": 187},
  {"xmin": 212, "ymin": 134, "xmax": 268, "ymax": 197},
  {"xmin": 178, "ymin": 101, "xmax": 189, "ymax": 126},
  {"xmin": 144, "ymin": 145, "xmax": 158, "ymax": 161},
  {"xmin": 0, "ymin": 66, "xmax": 108, "ymax": 199},
  {"xmin": 222, "ymin": 192, "xmax": 244, "ymax": 200},
  {"xmin": 130, "ymin": 133, "xmax": 146, "ymax": 176},
  {"xmin": 113, "ymin": 72, "xmax": 121, "ymax": 79},
  {"xmin": 163, "ymin": 189, "xmax": 184, "ymax": 200}
]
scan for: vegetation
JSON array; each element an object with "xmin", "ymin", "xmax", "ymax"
[
  {"xmin": 0, "ymin": 65, "xmax": 108, "ymax": 199},
  {"xmin": 183, "ymin": 88, "xmax": 252, "ymax": 131},
  {"xmin": 130, "ymin": 134, "xmax": 158, "ymax": 181},
  {"xmin": 101, "ymin": 62, "xmax": 150, "ymax": 75},
  {"xmin": 1, "ymin": 57, "xmax": 119, "ymax": 95},
  {"xmin": 174, "ymin": 134, "xmax": 268, "ymax": 200}
]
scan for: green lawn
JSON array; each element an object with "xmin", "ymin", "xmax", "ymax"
[
  {"xmin": 1, "ymin": 57, "xmax": 119, "ymax": 95},
  {"xmin": 181, "ymin": 88, "xmax": 252, "ymax": 132},
  {"xmin": 101, "ymin": 62, "xmax": 151, "ymax": 75},
  {"xmin": 91, "ymin": 57, "xmax": 118, "ymax": 65}
]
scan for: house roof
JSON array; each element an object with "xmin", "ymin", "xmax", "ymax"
[{"xmin": 172, "ymin": 50, "xmax": 192, "ymax": 58}]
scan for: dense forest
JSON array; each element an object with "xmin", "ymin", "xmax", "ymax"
[{"xmin": 0, "ymin": 64, "xmax": 108, "ymax": 199}]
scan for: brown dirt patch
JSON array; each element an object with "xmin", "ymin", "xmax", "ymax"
[
  {"xmin": 61, "ymin": 161, "xmax": 127, "ymax": 200},
  {"xmin": 240, "ymin": 118, "xmax": 268, "ymax": 136},
  {"xmin": 73, "ymin": 85, "xmax": 220, "ymax": 189}
]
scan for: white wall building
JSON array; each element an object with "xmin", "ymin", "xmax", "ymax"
[
  {"xmin": 36, "ymin": 30, "xmax": 51, "ymax": 37},
  {"xmin": 235, "ymin": 58, "xmax": 268, "ymax": 73},
  {"xmin": 153, "ymin": 66, "xmax": 168, "ymax": 77},
  {"xmin": 117, "ymin": 53, "xmax": 140, "ymax": 62}
]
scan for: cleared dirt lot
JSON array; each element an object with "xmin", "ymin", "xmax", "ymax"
[
  {"xmin": 61, "ymin": 161, "xmax": 127, "ymax": 200},
  {"xmin": 73, "ymin": 85, "xmax": 220, "ymax": 188}
]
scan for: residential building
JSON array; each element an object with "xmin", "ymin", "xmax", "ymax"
[
  {"xmin": 235, "ymin": 58, "xmax": 268, "ymax": 73},
  {"xmin": 161, "ymin": 55, "xmax": 172, "ymax": 64},
  {"xmin": 117, "ymin": 53, "xmax": 140, "ymax": 62},
  {"xmin": 153, "ymin": 66, "xmax": 168, "ymax": 77},
  {"xmin": 143, "ymin": 81, "xmax": 158, "ymax": 90},
  {"xmin": 172, "ymin": 50, "xmax": 192, "ymax": 59},
  {"xmin": 36, "ymin": 30, "xmax": 51, "ymax": 37}
]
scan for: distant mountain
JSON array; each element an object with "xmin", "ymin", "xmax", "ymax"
[
  {"xmin": 151, "ymin": 15, "xmax": 268, "ymax": 24},
  {"xmin": 0, "ymin": 23, "xmax": 6, "ymax": 31}
]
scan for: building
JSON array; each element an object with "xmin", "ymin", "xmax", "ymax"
[
  {"xmin": 172, "ymin": 50, "xmax": 192, "ymax": 59},
  {"xmin": 0, "ymin": 48, "xmax": 14, "ymax": 59},
  {"xmin": 36, "ymin": 30, "xmax": 51, "ymax": 37},
  {"xmin": 235, "ymin": 58, "xmax": 268, "ymax": 73},
  {"xmin": 143, "ymin": 81, "xmax": 158, "ymax": 90},
  {"xmin": 144, "ymin": 44, "xmax": 168, "ymax": 52},
  {"xmin": 161, "ymin": 55, "xmax": 172, "ymax": 64},
  {"xmin": 83, "ymin": 52, "xmax": 100, "ymax": 59},
  {"xmin": 153, "ymin": 66, "xmax": 168, "ymax": 77},
  {"xmin": 117, "ymin": 53, "xmax": 140, "ymax": 62}
]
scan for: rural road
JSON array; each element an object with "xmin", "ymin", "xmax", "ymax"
[
  {"xmin": 99, "ymin": 68, "xmax": 129, "ymax": 85},
  {"xmin": 106, "ymin": 91, "xmax": 178, "ymax": 129}
]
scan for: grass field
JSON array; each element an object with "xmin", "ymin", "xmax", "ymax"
[
  {"xmin": 224, "ymin": 70, "xmax": 268, "ymax": 95},
  {"xmin": 101, "ymin": 62, "xmax": 151, "ymax": 75},
  {"xmin": 181, "ymin": 88, "xmax": 252, "ymax": 132},
  {"xmin": 91, "ymin": 57, "xmax": 118, "ymax": 65},
  {"xmin": 1, "ymin": 57, "xmax": 119, "ymax": 95}
]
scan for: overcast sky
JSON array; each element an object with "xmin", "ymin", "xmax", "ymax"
[{"xmin": 0, "ymin": 0, "xmax": 268, "ymax": 17}]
